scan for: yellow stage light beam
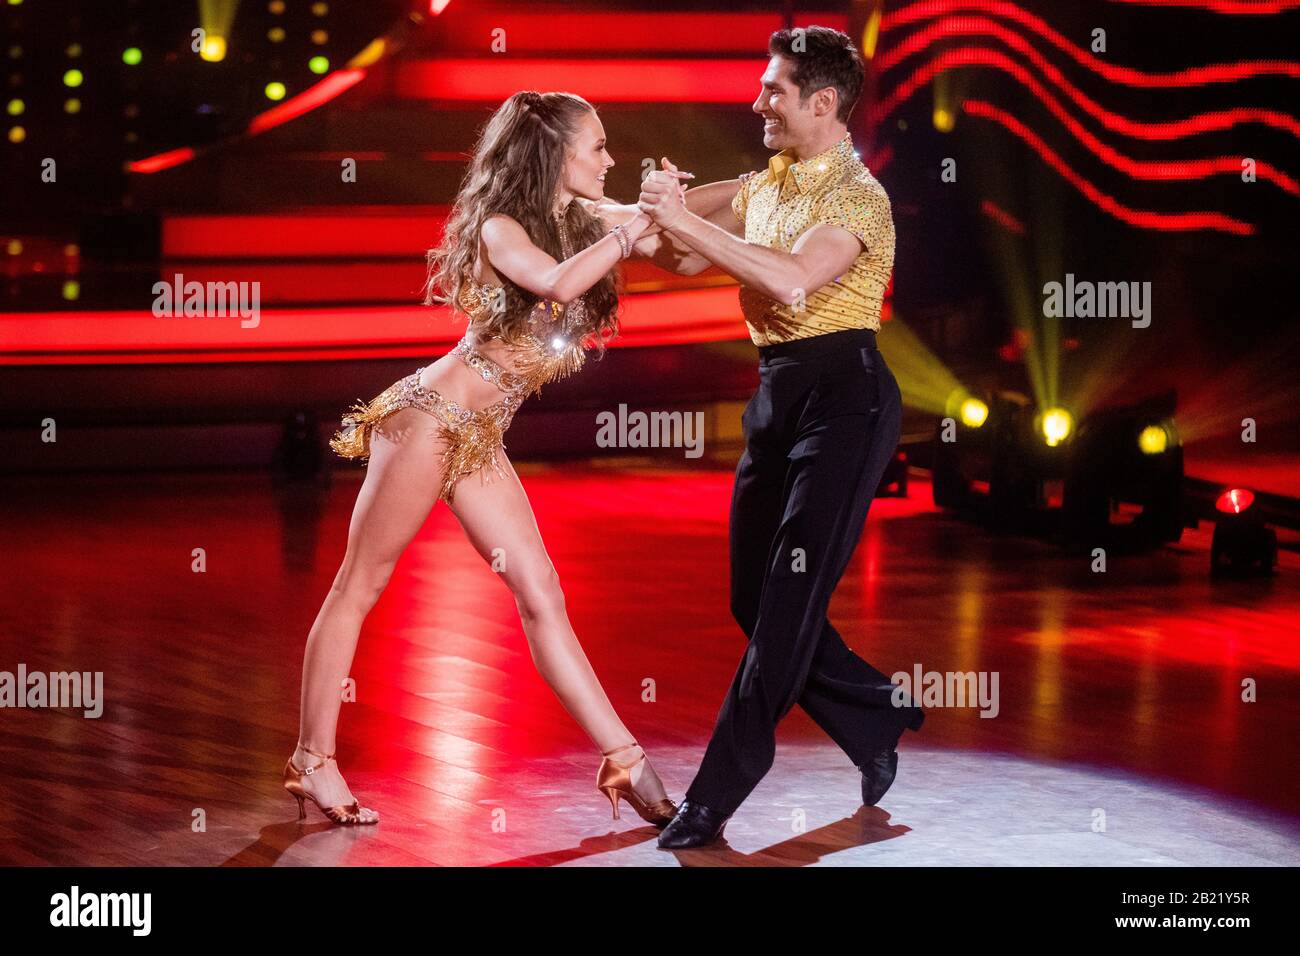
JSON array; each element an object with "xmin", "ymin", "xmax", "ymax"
[
  {"xmin": 198, "ymin": 0, "xmax": 239, "ymax": 62},
  {"xmin": 932, "ymin": 69, "xmax": 955, "ymax": 132},
  {"xmin": 1174, "ymin": 338, "xmax": 1300, "ymax": 444},
  {"xmin": 1026, "ymin": 165, "xmax": 1068, "ymax": 418},
  {"xmin": 862, "ymin": 4, "xmax": 883, "ymax": 61},
  {"xmin": 962, "ymin": 86, "xmax": 1090, "ymax": 433},
  {"xmin": 1020, "ymin": 180, "xmax": 1158, "ymax": 440},
  {"xmin": 877, "ymin": 318, "xmax": 975, "ymax": 418},
  {"xmin": 1057, "ymin": 315, "xmax": 1298, "ymax": 451},
  {"xmin": 980, "ymin": 208, "xmax": 1049, "ymax": 412}
]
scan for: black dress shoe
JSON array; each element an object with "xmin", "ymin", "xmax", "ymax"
[
  {"xmin": 656, "ymin": 800, "xmax": 730, "ymax": 849},
  {"xmin": 859, "ymin": 703, "xmax": 923, "ymax": 806},
  {"xmin": 859, "ymin": 748, "xmax": 899, "ymax": 806}
]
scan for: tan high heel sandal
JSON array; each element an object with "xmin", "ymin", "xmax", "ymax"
[
  {"xmin": 596, "ymin": 742, "xmax": 678, "ymax": 828},
  {"xmin": 283, "ymin": 745, "xmax": 379, "ymax": 825}
]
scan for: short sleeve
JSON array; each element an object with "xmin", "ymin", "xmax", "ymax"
[
  {"xmin": 815, "ymin": 178, "xmax": 893, "ymax": 253},
  {"xmin": 731, "ymin": 170, "xmax": 758, "ymax": 225}
]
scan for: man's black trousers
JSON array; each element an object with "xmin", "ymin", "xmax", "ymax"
[{"xmin": 685, "ymin": 327, "xmax": 924, "ymax": 817}]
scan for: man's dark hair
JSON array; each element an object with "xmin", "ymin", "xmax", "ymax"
[{"xmin": 768, "ymin": 26, "xmax": 865, "ymax": 124}]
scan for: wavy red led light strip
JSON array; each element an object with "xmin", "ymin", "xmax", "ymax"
[
  {"xmin": 884, "ymin": 1, "xmax": 1300, "ymax": 84},
  {"xmin": 962, "ymin": 100, "xmax": 1255, "ymax": 235},
  {"xmin": 878, "ymin": 16, "xmax": 1300, "ymax": 139},
  {"xmin": 876, "ymin": 47, "xmax": 1299, "ymax": 196},
  {"xmin": 874, "ymin": 46, "xmax": 1300, "ymax": 141},
  {"xmin": 1108, "ymin": 0, "xmax": 1300, "ymax": 13}
]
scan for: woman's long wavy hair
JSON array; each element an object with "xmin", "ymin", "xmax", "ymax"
[{"xmin": 424, "ymin": 91, "xmax": 621, "ymax": 354}]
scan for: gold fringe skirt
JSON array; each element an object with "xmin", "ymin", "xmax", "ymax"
[{"xmin": 329, "ymin": 369, "xmax": 516, "ymax": 504}]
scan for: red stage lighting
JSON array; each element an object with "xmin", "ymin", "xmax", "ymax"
[
  {"xmin": 1211, "ymin": 487, "xmax": 1276, "ymax": 577},
  {"xmin": 1215, "ymin": 488, "xmax": 1256, "ymax": 514}
]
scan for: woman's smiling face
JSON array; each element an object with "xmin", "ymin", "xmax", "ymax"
[{"xmin": 562, "ymin": 109, "xmax": 615, "ymax": 204}]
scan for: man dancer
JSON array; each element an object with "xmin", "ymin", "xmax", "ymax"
[{"xmin": 637, "ymin": 26, "xmax": 924, "ymax": 849}]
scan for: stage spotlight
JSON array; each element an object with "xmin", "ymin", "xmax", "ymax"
[
  {"xmin": 943, "ymin": 387, "xmax": 986, "ymax": 423},
  {"xmin": 1039, "ymin": 407, "xmax": 1073, "ymax": 447},
  {"xmin": 122, "ymin": 47, "xmax": 142, "ymax": 66},
  {"xmin": 1138, "ymin": 423, "xmax": 1169, "ymax": 455},
  {"xmin": 932, "ymin": 388, "xmax": 1001, "ymax": 510},
  {"xmin": 934, "ymin": 389, "xmax": 1070, "ymax": 523},
  {"xmin": 201, "ymin": 0, "xmax": 238, "ymax": 61},
  {"xmin": 1216, "ymin": 488, "xmax": 1254, "ymax": 514},
  {"xmin": 62, "ymin": 68, "xmax": 83, "ymax": 87},
  {"xmin": 935, "ymin": 389, "xmax": 1185, "ymax": 550},
  {"xmin": 960, "ymin": 397, "xmax": 988, "ymax": 428},
  {"xmin": 309, "ymin": 56, "xmax": 329, "ymax": 75},
  {"xmin": 1063, "ymin": 392, "xmax": 1185, "ymax": 549},
  {"xmin": 264, "ymin": 82, "xmax": 287, "ymax": 101},
  {"xmin": 200, "ymin": 36, "xmax": 227, "ymax": 62},
  {"xmin": 1211, "ymin": 487, "xmax": 1276, "ymax": 576},
  {"xmin": 6, "ymin": 98, "xmax": 23, "ymax": 115}
]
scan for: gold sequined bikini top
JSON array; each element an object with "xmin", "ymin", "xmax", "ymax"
[{"xmin": 453, "ymin": 275, "xmax": 588, "ymax": 399}]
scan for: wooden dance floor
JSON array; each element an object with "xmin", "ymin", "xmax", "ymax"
[{"xmin": 2, "ymin": 464, "xmax": 1298, "ymax": 866}]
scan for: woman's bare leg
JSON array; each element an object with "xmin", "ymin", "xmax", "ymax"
[
  {"xmin": 447, "ymin": 450, "xmax": 670, "ymax": 803},
  {"xmin": 294, "ymin": 408, "xmax": 448, "ymax": 812}
]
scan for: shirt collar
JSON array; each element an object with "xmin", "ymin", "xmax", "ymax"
[{"xmin": 766, "ymin": 132, "xmax": 855, "ymax": 193}]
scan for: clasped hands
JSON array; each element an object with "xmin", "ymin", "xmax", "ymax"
[{"xmin": 637, "ymin": 157, "xmax": 692, "ymax": 231}]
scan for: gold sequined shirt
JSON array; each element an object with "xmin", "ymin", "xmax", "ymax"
[{"xmin": 731, "ymin": 131, "xmax": 894, "ymax": 346}]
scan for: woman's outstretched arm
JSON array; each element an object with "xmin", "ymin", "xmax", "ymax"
[{"xmin": 480, "ymin": 206, "xmax": 655, "ymax": 305}]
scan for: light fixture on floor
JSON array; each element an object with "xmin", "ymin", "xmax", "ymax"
[{"xmin": 1211, "ymin": 487, "xmax": 1277, "ymax": 577}]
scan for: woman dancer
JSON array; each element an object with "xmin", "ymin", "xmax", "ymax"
[{"xmin": 284, "ymin": 90, "xmax": 738, "ymax": 828}]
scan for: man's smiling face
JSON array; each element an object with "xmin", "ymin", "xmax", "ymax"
[{"xmin": 753, "ymin": 54, "xmax": 812, "ymax": 151}]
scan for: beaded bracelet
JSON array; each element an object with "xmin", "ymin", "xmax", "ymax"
[{"xmin": 611, "ymin": 222, "xmax": 631, "ymax": 258}]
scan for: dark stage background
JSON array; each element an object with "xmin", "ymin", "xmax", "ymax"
[
  {"xmin": 3, "ymin": 0, "xmax": 1297, "ymax": 502},
  {"xmin": 1, "ymin": 0, "xmax": 1299, "ymax": 882}
]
